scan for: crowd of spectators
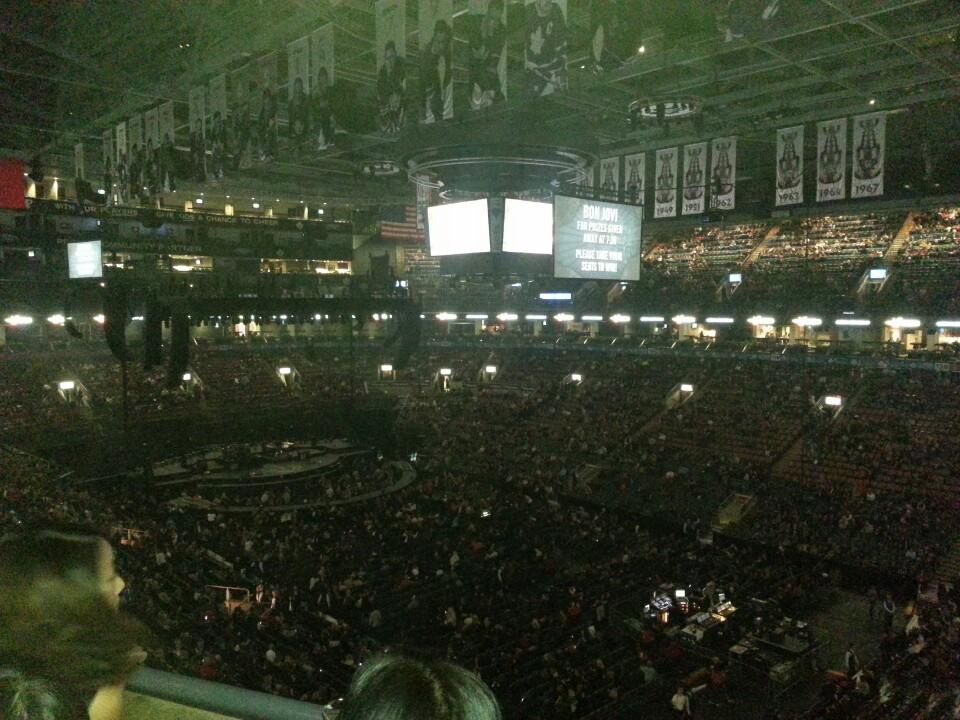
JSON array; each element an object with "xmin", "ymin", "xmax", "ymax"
[{"xmin": 2, "ymin": 342, "xmax": 960, "ymax": 719}]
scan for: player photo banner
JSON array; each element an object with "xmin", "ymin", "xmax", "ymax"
[
  {"xmin": 208, "ymin": 75, "xmax": 228, "ymax": 125},
  {"xmin": 775, "ymin": 125, "xmax": 804, "ymax": 206},
  {"xmin": 467, "ymin": 0, "xmax": 507, "ymax": 110},
  {"xmin": 598, "ymin": 156, "xmax": 620, "ymax": 201},
  {"xmin": 524, "ymin": 0, "xmax": 567, "ymax": 98},
  {"xmin": 114, "ymin": 122, "xmax": 126, "ymax": 168},
  {"xmin": 101, "ymin": 130, "xmax": 113, "ymax": 173},
  {"xmin": 287, "ymin": 36, "xmax": 310, "ymax": 95},
  {"xmin": 74, "ymin": 142, "xmax": 85, "ymax": 181},
  {"xmin": 376, "ymin": 0, "xmax": 407, "ymax": 134},
  {"xmin": 623, "ymin": 152, "xmax": 645, "ymax": 205},
  {"xmin": 654, "ymin": 147, "xmax": 678, "ymax": 218},
  {"xmin": 310, "ymin": 24, "xmax": 335, "ymax": 89},
  {"xmin": 189, "ymin": 86, "xmax": 206, "ymax": 139},
  {"xmin": 851, "ymin": 112, "xmax": 885, "ymax": 199},
  {"xmin": 158, "ymin": 101, "xmax": 175, "ymax": 146},
  {"xmin": 682, "ymin": 142, "xmax": 707, "ymax": 215},
  {"xmin": 144, "ymin": 108, "xmax": 159, "ymax": 149},
  {"xmin": 709, "ymin": 137, "xmax": 736, "ymax": 211},
  {"xmin": 817, "ymin": 117, "xmax": 847, "ymax": 202},
  {"xmin": 127, "ymin": 114, "xmax": 142, "ymax": 156},
  {"xmin": 419, "ymin": 0, "xmax": 454, "ymax": 123}
]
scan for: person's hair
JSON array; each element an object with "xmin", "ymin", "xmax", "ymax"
[
  {"xmin": 0, "ymin": 528, "xmax": 148, "ymax": 719},
  {"xmin": 339, "ymin": 654, "xmax": 501, "ymax": 720}
]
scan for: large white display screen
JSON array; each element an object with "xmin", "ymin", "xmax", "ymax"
[
  {"xmin": 427, "ymin": 200, "xmax": 491, "ymax": 256},
  {"xmin": 67, "ymin": 240, "xmax": 103, "ymax": 279},
  {"xmin": 503, "ymin": 198, "xmax": 553, "ymax": 254},
  {"xmin": 553, "ymin": 196, "xmax": 642, "ymax": 281}
]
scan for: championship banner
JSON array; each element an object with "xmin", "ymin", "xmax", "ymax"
[
  {"xmin": 775, "ymin": 125, "xmax": 803, "ymax": 206},
  {"xmin": 310, "ymin": 24, "xmax": 335, "ymax": 91},
  {"xmin": 144, "ymin": 108, "xmax": 159, "ymax": 150},
  {"xmin": 817, "ymin": 117, "xmax": 847, "ymax": 202},
  {"xmin": 376, "ymin": 0, "xmax": 407, "ymax": 134},
  {"xmin": 115, "ymin": 122, "xmax": 127, "ymax": 167},
  {"xmin": 74, "ymin": 142, "xmax": 85, "ymax": 181},
  {"xmin": 524, "ymin": 0, "xmax": 567, "ymax": 98},
  {"xmin": 467, "ymin": 0, "xmax": 507, "ymax": 110},
  {"xmin": 158, "ymin": 101, "xmax": 175, "ymax": 146},
  {"xmin": 623, "ymin": 152, "xmax": 645, "ymax": 205},
  {"xmin": 654, "ymin": 147, "xmax": 678, "ymax": 218},
  {"xmin": 682, "ymin": 142, "xmax": 707, "ymax": 215},
  {"xmin": 127, "ymin": 114, "xmax": 142, "ymax": 155},
  {"xmin": 851, "ymin": 112, "xmax": 885, "ymax": 199},
  {"xmin": 419, "ymin": 0, "xmax": 454, "ymax": 123},
  {"xmin": 189, "ymin": 86, "xmax": 206, "ymax": 139},
  {"xmin": 710, "ymin": 137, "xmax": 736, "ymax": 210},
  {"xmin": 598, "ymin": 156, "xmax": 620, "ymax": 201}
]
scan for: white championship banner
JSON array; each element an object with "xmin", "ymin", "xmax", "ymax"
[
  {"xmin": 709, "ymin": 137, "xmax": 736, "ymax": 211},
  {"xmin": 775, "ymin": 125, "xmax": 803, "ymax": 206},
  {"xmin": 682, "ymin": 142, "xmax": 707, "ymax": 215},
  {"xmin": 817, "ymin": 117, "xmax": 847, "ymax": 202},
  {"xmin": 851, "ymin": 112, "xmax": 885, "ymax": 199},
  {"xmin": 623, "ymin": 152, "xmax": 645, "ymax": 205},
  {"xmin": 654, "ymin": 147, "xmax": 678, "ymax": 218},
  {"xmin": 189, "ymin": 86, "xmax": 206, "ymax": 139},
  {"xmin": 599, "ymin": 156, "xmax": 620, "ymax": 201}
]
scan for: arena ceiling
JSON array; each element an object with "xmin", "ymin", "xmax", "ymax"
[{"xmin": 1, "ymin": 0, "xmax": 959, "ymax": 206}]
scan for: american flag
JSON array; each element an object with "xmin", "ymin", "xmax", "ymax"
[{"xmin": 380, "ymin": 206, "xmax": 424, "ymax": 243}]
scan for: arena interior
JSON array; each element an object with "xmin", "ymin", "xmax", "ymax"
[{"xmin": 2, "ymin": 1, "xmax": 960, "ymax": 718}]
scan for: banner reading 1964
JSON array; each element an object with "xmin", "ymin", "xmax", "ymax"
[
  {"xmin": 817, "ymin": 117, "xmax": 847, "ymax": 202},
  {"xmin": 851, "ymin": 112, "xmax": 885, "ymax": 199}
]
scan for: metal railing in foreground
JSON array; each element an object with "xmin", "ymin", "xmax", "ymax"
[{"xmin": 126, "ymin": 667, "xmax": 331, "ymax": 720}]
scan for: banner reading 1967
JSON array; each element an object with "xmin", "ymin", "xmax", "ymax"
[{"xmin": 851, "ymin": 112, "xmax": 885, "ymax": 199}]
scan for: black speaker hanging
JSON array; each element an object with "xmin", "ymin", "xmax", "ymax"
[
  {"xmin": 143, "ymin": 299, "xmax": 164, "ymax": 369},
  {"xmin": 102, "ymin": 285, "xmax": 130, "ymax": 361},
  {"xmin": 166, "ymin": 310, "xmax": 190, "ymax": 387}
]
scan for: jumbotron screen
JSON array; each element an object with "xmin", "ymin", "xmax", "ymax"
[
  {"xmin": 427, "ymin": 199, "xmax": 491, "ymax": 256},
  {"xmin": 553, "ymin": 196, "xmax": 642, "ymax": 281},
  {"xmin": 502, "ymin": 198, "xmax": 553, "ymax": 254},
  {"xmin": 67, "ymin": 240, "xmax": 103, "ymax": 279}
]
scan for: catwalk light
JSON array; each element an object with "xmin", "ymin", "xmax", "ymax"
[
  {"xmin": 824, "ymin": 395, "xmax": 843, "ymax": 407},
  {"xmin": 835, "ymin": 318, "xmax": 871, "ymax": 327},
  {"xmin": 92, "ymin": 314, "xmax": 105, "ymax": 324},
  {"xmin": 581, "ymin": 314, "xmax": 603, "ymax": 322},
  {"xmin": 436, "ymin": 312, "xmax": 458, "ymax": 321},
  {"xmin": 640, "ymin": 315, "xmax": 665, "ymax": 323},
  {"xmin": 314, "ymin": 313, "xmax": 323, "ymax": 320},
  {"xmin": 58, "ymin": 380, "xmax": 75, "ymax": 391},
  {"xmin": 525, "ymin": 314, "xmax": 547, "ymax": 321},
  {"xmin": 792, "ymin": 316, "xmax": 822, "ymax": 327},
  {"xmin": 4, "ymin": 314, "xmax": 33, "ymax": 326},
  {"xmin": 278, "ymin": 367, "xmax": 292, "ymax": 376},
  {"xmin": 46, "ymin": 314, "xmax": 66, "ymax": 326},
  {"xmin": 705, "ymin": 317, "xmax": 734, "ymax": 324},
  {"xmin": 496, "ymin": 313, "xmax": 518, "ymax": 322},
  {"xmin": 439, "ymin": 368, "xmax": 452, "ymax": 376},
  {"xmin": 748, "ymin": 315, "xmax": 775, "ymax": 326},
  {"xmin": 672, "ymin": 314, "xmax": 696, "ymax": 324},
  {"xmin": 465, "ymin": 314, "xmax": 488, "ymax": 320},
  {"xmin": 610, "ymin": 314, "xmax": 631, "ymax": 323},
  {"xmin": 554, "ymin": 313, "xmax": 574, "ymax": 322},
  {"xmin": 936, "ymin": 320, "xmax": 960, "ymax": 328},
  {"xmin": 885, "ymin": 317, "xmax": 921, "ymax": 329}
]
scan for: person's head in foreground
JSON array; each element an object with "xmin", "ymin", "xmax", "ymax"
[
  {"xmin": 0, "ymin": 526, "xmax": 147, "ymax": 720},
  {"xmin": 340, "ymin": 654, "xmax": 501, "ymax": 720}
]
